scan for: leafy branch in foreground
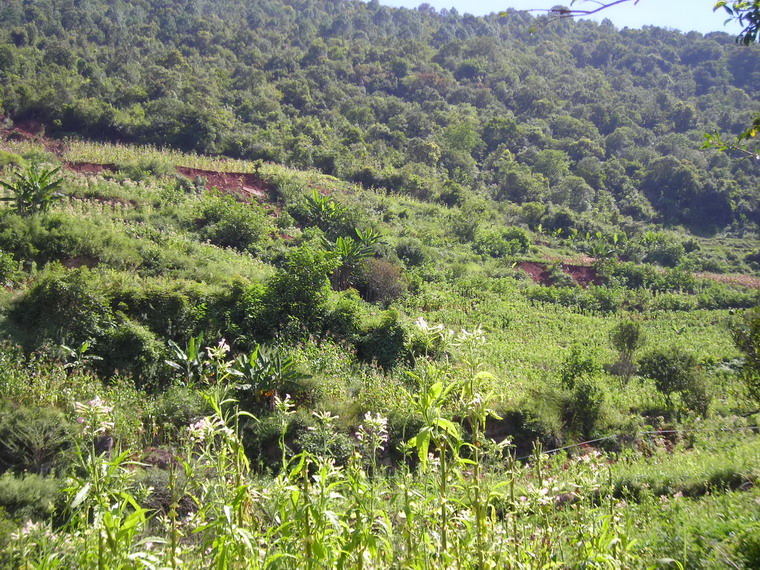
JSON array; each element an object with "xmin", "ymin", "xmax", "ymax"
[{"xmin": 540, "ymin": 0, "xmax": 760, "ymax": 47}]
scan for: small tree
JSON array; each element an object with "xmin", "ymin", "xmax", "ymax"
[
  {"xmin": 0, "ymin": 163, "xmax": 64, "ymax": 216},
  {"xmin": 639, "ymin": 346, "xmax": 710, "ymax": 417},
  {"xmin": 609, "ymin": 320, "xmax": 645, "ymax": 382},
  {"xmin": 730, "ymin": 307, "xmax": 760, "ymax": 405}
]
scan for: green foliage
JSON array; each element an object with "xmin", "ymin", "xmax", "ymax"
[
  {"xmin": 563, "ymin": 376, "xmax": 605, "ymax": 439},
  {"xmin": 149, "ymin": 386, "xmax": 212, "ymax": 443},
  {"xmin": 165, "ymin": 334, "xmax": 208, "ymax": 385},
  {"xmin": 559, "ymin": 344, "xmax": 599, "ymax": 390},
  {"xmin": 11, "ymin": 267, "xmax": 113, "ymax": 345},
  {"xmin": 0, "ymin": 163, "xmax": 64, "ymax": 216},
  {"xmin": 263, "ymin": 243, "xmax": 339, "ymax": 332},
  {"xmin": 356, "ymin": 309, "xmax": 407, "ymax": 369},
  {"xmin": 328, "ymin": 228, "xmax": 381, "ymax": 290},
  {"xmin": 0, "ymin": 150, "xmax": 24, "ymax": 170},
  {"xmin": 0, "ymin": 403, "xmax": 73, "ymax": 475},
  {"xmin": 730, "ymin": 307, "xmax": 760, "ymax": 402},
  {"xmin": 97, "ymin": 319, "xmax": 165, "ymax": 387},
  {"xmin": 473, "ymin": 226, "xmax": 531, "ymax": 258},
  {"xmin": 195, "ymin": 193, "xmax": 273, "ymax": 252},
  {"xmin": 233, "ymin": 344, "xmax": 308, "ymax": 408},
  {"xmin": 356, "ymin": 257, "xmax": 407, "ymax": 306},
  {"xmin": 609, "ymin": 320, "xmax": 646, "ymax": 380},
  {"xmin": 0, "ymin": 473, "xmax": 62, "ymax": 521},
  {"xmin": 396, "ymin": 238, "xmax": 428, "ymax": 267},
  {"xmin": 116, "ymin": 157, "xmax": 175, "ymax": 181},
  {"xmin": 639, "ymin": 346, "xmax": 711, "ymax": 415},
  {"xmin": 0, "ymin": 248, "xmax": 18, "ymax": 286}
]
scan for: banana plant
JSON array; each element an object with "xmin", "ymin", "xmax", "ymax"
[
  {"xmin": 165, "ymin": 334, "xmax": 208, "ymax": 385},
  {"xmin": 327, "ymin": 227, "xmax": 382, "ymax": 289},
  {"xmin": 0, "ymin": 163, "xmax": 64, "ymax": 216},
  {"xmin": 231, "ymin": 344, "xmax": 308, "ymax": 407}
]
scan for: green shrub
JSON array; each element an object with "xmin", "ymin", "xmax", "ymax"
[
  {"xmin": 737, "ymin": 525, "xmax": 760, "ymax": 569},
  {"xmin": 0, "ymin": 150, "xmax": 25, "ymax": 170},
  {"xmin": 356, "ymin": 258, "xmax": 407, "ymax": 306},
  {"xmin": 149, "ymin": 386, "xmax": 211, "ymax": 443},
  {"xmin": 562, "ymin": 377, "xmax": 605, "ymax": 439},
  {"xmin": 114, "ymin": 280, "xmax": 208, "ymax": 341},
  {"xmin": 608, "ymin": 320, "xmax": 645, "ymax": 381},
  {"xmin": 559, "ymin": 345, "xmax": 598, "ymax": 390},
  {"xmin": 639, "ymin": 346, "xmax": 711, "ymax": 416},
  {"xmin": 0, "ymin": 163, "xmax": 64, "ymax": 216},
  {"xmin": 730, "ymin": 308, "xmax": 760, "ymax": 403},
  {"xmin": 0, "ymin": 473, "xmax": 62, "ymax": 521},
  {"xmin": 396, "ymin": 238, "xmax": 428, "ymax": 267},
  {"xmin": 356, "ymin": 309, "xmax": 407, "ymax": 369},
  {"xmin": 473, "ymin": 226, "xmax": 530, "ymax": 258},
  {"xmin": 116, "ymin": 157, "xmax": 175, "ymax": 181},
  {"xmin": 0, "ymin": 403, "xmax": 74, "ymax": 475},
  {"xmin": 323, "ymin": 289, "xmax": 364, "ymax": 339},
  {"xmin": 97, "ymin": 318, "xmax": 165, "ymax": 387},
  {"xmin": 11, "ymin": 267, "xmax": 113, "ymax": 345},
  {"xmin": 262, "ymin": 244, "xmax": 338, "ymax": 333},
  {"xmin": 0, "ymin": 249, "xmax": 18, "ymax": 286},
  {"xmin": 195, "ymin": 193, "xmax": 273, "ymax": 252}
]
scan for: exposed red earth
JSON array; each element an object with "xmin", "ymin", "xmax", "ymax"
[
  {"xmin": 518, "ymin": 261, "xmax": 553, "ymax": 286},
  {"xmin": 175, "ymin": 166, "xmax": 269, "ymax": 201}
]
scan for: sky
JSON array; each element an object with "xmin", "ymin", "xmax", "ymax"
[{"xmin": 377, "ymin": 0, "xmax": 745, "ymax": 36}]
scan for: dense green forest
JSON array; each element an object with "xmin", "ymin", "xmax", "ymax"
[
  {"xmin": 0, "ymin": 0, "xmax": 759, "ymax": 234},
  {"xmin": 0, "ymin": 0, "xmax": 759, "ymax": 567}
]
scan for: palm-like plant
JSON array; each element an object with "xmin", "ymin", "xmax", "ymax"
[
  {"xmin": 232, "ymin": 344, "xmax": 307, "ymax": 408},
  {"xmin": 0, "ymin": 163, "xmax": 64, "ymax": 215},
  {"xmin": 165, "ymin": 334, "xmax": 208, "ymax": 385},
  {"xmin": 329, "ymin": 228, "xmax": 382, "ymax": 289}
]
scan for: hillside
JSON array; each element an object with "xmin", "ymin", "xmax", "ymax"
[
  {"xmin": 1, "ymin": 0, "xmax": 759, "ymax": 236},
  {"xmin": 0, "ymin": 0, "xmax": 759, "ymax": 567}
]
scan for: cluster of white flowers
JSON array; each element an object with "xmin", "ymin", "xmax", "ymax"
[
  {"xmin": 415, "ymin": 317, "xmax": 454, "ymax": 339},
  {"xmin": 206, "ymin": 338, "xmax": 230, "ymax": 361},
  {"xmin": 188, "ymin": 416, "xmax": 233, "ymax": 443},
  {"xmin": 356, "ymin": 411, "xmax": 389, "ymax": 452},
  {"xmin": 74, "ymin": 396, "xmax": 114, "ymax": 437}
]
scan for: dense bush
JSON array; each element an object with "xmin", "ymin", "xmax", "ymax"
[
  {"xmin": 473, "ymin": 226, "xmax": 530, "ymax": 258},
  {"xmin": 194, "ymin": 193, "xmax": 273, "ymax": 252},
  {"xmin": 356, "ymin": 257, "xmax": 407, "ymax": 306},
  {"xmin": 562, "ymin": 377, "xmax": 605, "ymax": 439},
  {"xmin": 10, "ymin": 267, "xmax": 114, "ymax": 345},
  {"xmin": 609, "ymin": 320, "xmax": 646, "ymax": 380},
  {"xmin": 639, "ymin": 346, "xmax": 711, "ymax": 416},
  {"xmin": 262, "ymin": 243, "xmax": 338, "ymax": 333},
  {"xmin": 0, "ymin": 403, "xmax": 74, "ymax": 475},
  {"xmin": 96, "ymin": 318, "xmax": 166, "ymax": 387},
  {"xmin": 0, "ymin": 473, "xmax": 62, "ymax": 521},
  {"xmin": 356, "ymin": 309, "xmax": 407, "ymax": 369}
]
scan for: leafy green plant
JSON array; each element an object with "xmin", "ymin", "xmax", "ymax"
[
  {"xmin": 0, "ymin": 473, "xmax": 62, "ymax": 521},
  {"xmin": 609, "ymin": 320, "xmax": 646, "ymax": 382},
  {"xmin": 232, "ymin": 344, "xmax": 308, "ymax": 407},
  {"xmin": 0, "ymin": 404, "xmax": 74, "ymax": 475},
  {"xmin": 0, "ymin": 163, "xmax": 64, "ymax": 216},
  {"xmin": 639, "ymin": 346, "xmax": 711, "ymax": 416},
  {"xmin": 165, "ymin": 333, "xmax": 208, "ymax": 385},
  {"xmin": 730, "ymin": 307, "xmax": 760, "ymax": 404},
  {"xmin": 327, "ymin": 228, "xmax": 381, "ymax": 290}
]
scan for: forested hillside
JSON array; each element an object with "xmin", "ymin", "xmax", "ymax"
[
  {"xmin": 1, "ymin": 0, "xmax": 759, "ymax": 234},
  {"xmin": 0, "ymin": 1, "xmax": 760, "ymax": 567}
]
